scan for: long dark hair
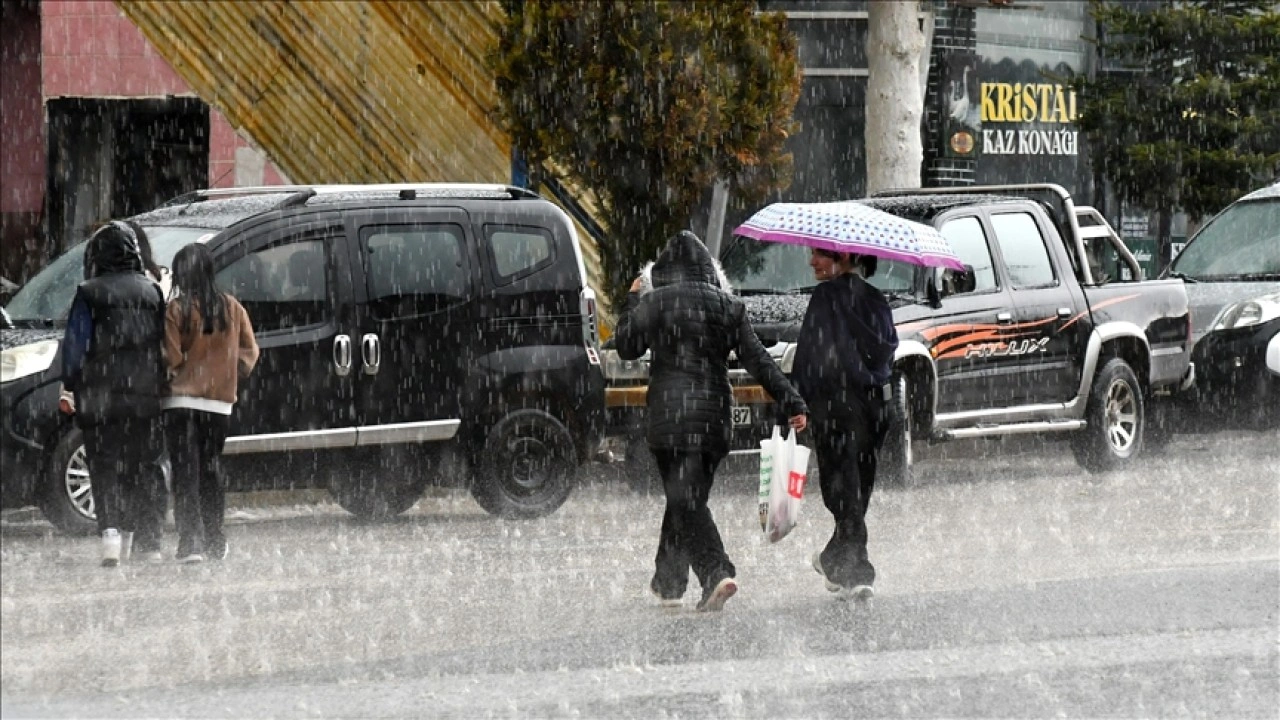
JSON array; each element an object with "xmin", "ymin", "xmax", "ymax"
[
  {"xmin": 169, "ymin": 243, "xmax": 228, "ymax": 334},
  {"xmin": 125, "ymin": 220, "xmax": 163, "ymax": 280}
]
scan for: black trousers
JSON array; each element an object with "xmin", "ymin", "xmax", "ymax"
[
  {"xmin": 651, "ymin": 448, "xmax": 734, "ymax": 595},
  {"xmin": 82, "ymin": 416, "xmax": 165, "ymax": 549},
  {"xmin": 164, "ymin": 409, "xmax": 230, "ymax": 553},
  {"xmin": 811, "ymin": 413, "xmax": 879, "ymax": 588}
]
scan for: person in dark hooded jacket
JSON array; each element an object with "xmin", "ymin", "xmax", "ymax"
[
  {"xmin": 614, "ymin": 231, "xmax": 808, "ymax": 612},
  {"xmin": 792, "ymin": 249, "xmax": 899, "ymax": 600},
  {"xmin": 59, "ymin": 221, "xmax": 168, "ymax": 566}
]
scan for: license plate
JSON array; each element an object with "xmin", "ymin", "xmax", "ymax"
[{"xmin": 731, "ymin": 405, "xmax": 752, "ymax": 426}]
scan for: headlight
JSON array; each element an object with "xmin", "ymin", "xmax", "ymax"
[
  {"xmin": 0, "ymin": 340, "xmax": 59, "ymax": 383},
  {"xmin": 1213, "ymin": 292, "xmax": 1280, "ymax": 331}
]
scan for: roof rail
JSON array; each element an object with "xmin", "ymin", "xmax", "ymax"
[
  {"xmin": 161, "ymin": 183, "xmax": 541, "ymax": 208},
  {"xmin": 159, "ymin": 185, "xmax": 318, "ymax": 208}
]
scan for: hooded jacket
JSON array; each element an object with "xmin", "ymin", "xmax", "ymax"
[
  {"xmin": 61, "ymin": 222, "xmax": 167, "ymax": 424},
  {"xmin": 613, "ymin": 231, "xmax": 807, "ymax": 453},
  {"xmin": 792, "ymin": 271, "xmax": 899, "ymax": 425}
]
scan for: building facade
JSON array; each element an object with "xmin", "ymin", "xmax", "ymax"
[{"xmin": 0, "ymin": 0, "xmax": 288, "ymax": 286}]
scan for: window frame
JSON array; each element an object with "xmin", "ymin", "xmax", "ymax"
[
  {"xmin": 988, "ymin": 210, "xmax": 1060, "ymax": 290},
  {"xmin": 358, "ymin": 222, "xmax": 472, "ymax": 321},
  {"xmin": 936, "ymin": 212, "xmax": 1002, "ymax": 297},
  {"xmin": 212, "ymin": 227, "xmax": 340, "ymax": 337},
  {"xmin": 482, "ymin": 223, "xmax": 557, "ymax": 287}
]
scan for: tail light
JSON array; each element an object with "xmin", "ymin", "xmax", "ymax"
[{"xmin": 581, "ymin": 288, "xmax": 601, "ymax": 365}]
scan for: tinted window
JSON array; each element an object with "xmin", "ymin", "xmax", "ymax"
[
  {"xmin": 217, "ymin": 239, "xmax": 331, "ymax": 333},
  {"xmin": 486, "ymin": 225, "xmax": 554, "ymax": 282},
  {"xmin": 939, "ymin": 216, "xmax": 998, "ymax": 293},
  {"xmin": 990, "ymin": 212, "xmax": 1056, "ymax": 288},
  {"xmin": 363, "ymin": 224, "xmax": 469, "ymax": 319},
  {"xmin": 1172, "ymin": 198, "xmax": 1280, "ymax": 278}
]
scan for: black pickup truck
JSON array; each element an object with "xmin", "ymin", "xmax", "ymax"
[{"xmin": 603, "ymin": 184, "xmax": 1193, "ymax": 485}]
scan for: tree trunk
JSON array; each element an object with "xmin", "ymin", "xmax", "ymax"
[{"xmin": 866, "ymin": 1, "xmax": 926, "ymax": 195}]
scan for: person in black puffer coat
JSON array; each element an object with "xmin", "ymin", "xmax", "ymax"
[
  {"xmin": 60, "ymin": 221, "xmax": 168, "ymax": 566},
  {"xmin": 613, "ymin": 231, "xmax": 808, "ymax": 612},
  {"xmin": 792, "ymin": 249, "xmax": 899, "ymax": 601}
]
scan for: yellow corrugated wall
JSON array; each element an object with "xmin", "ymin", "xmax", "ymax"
[{"xmin": 116, "ymin": 0, "xmax": 612, "ymax": 320}]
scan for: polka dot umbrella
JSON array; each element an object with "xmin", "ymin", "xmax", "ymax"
[{"xmin": 733, "ymin": 201, "xmax": 965, "ymax": 270}]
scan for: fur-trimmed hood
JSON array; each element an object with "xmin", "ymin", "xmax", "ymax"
[{"xmin": 635, "ymin": 230, "xmax": 733, "ymax": 295}]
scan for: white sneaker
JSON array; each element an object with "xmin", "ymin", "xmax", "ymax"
[
  {"xmin": 696, "ymin": 577, "xmax": 738, "ymax": 613},
  {"xmin": 176, "ymin": 552, "xmax": 204, "ymax": 565},
  {"xmin": 120, "ymin": 532, "xmax": 134, "ymax": 563},
  {"xmin": 101, "ymin": 529, "xmax": 121, "ymax": 567},
  {"xmin": 847, "ymin": 585, "xmax": 875, "ymax": 602},
  {"xmin": 811, "ymin": 552, "xmax": 841, "ymax": 593}
]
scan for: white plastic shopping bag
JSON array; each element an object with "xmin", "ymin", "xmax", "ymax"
[
  {"xmin": 757, "ymin": 426, "xmax": 780, "ymax": 531},
  {"xmin": 763, "ymin": 427, "xmax": 810, "ymax": 543}
]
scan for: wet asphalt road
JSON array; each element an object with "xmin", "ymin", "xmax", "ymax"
[{"xmin": 1, "ymin": 430, "xmax": 1277, "ymax": 719}]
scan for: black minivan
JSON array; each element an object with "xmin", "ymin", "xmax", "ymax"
[{"xmin": 1, "ymin": 184, "xmax": 606, "ymax": 533}]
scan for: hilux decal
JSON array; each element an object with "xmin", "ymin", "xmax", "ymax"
[
  {"xmin": 964, "ymin": 337, "xmax": 1051, "ymax": 358},
  {"xmin": 922, "ymin": 317, "xmax": 1056, "ymax": 360}
]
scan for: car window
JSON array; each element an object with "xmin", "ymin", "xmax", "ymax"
[
  {"xmin": 363, "ymin": 224, "xmax": 469, "ymax": 319},
  {"xmin": 1172, "ymin": 199, "xmax": 1280, "ymax": 278},
  {"xmin": 938, "ymin": 216, "xmax": 998, "ymax": 294},
  {"xmin": 485, "ymin": 225, "xmax": 554, "ymax": 283},
  {"xmin": 216, "ymin": 238, "xmax": 331, "ymax": 333},
  {"xmin": 990, "ymin": 212, "xmax": 1056, "ymax": 288}
]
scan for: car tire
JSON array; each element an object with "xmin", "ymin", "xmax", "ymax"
[
  {"xmin": 623, "ymin": 432, "xmax": 660, "ymax": 496},
  {"xmin": 471, "ymin": 409, "xmax": 577, "ymax": 519},
  {"xmin": 879, "ymin": 373, "xmax": 913, "ymax": 487},
  {"xmin": 37, "ymin": 427, "xmax": 98, "ymax": 536},
  {"xmin": 328, "ymin": 465, "xmax": 426, "ymax": 520},
  {"xmin": 1071, "ymin": 357, "xmax": 1145, "ymax": 473}
]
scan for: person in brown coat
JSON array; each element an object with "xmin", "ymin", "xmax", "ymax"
[{"xmin": 163, "ymin": 243, "xmax": 259, "ymax": 563}]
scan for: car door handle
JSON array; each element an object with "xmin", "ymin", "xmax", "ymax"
[
  {"xmin": 996, "ymin": 312, "xmax": 1013, "ymax": 324},
  {"xmin": 361, "ymin": 333, "xmax": 381, "ymax": 376},
  {"xmin": 333, "ymin": 334, "xmax": 352, "ymax": 377},
  {"xmin": 1057, "ymin": 307, "xmax": 1072, "ymax": 318}
]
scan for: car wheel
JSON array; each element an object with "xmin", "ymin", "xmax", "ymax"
[
  {"xmin": 623, "ymin": 432, "xmax": 660, "ymax": 495},
  {"xmin": 37, "ymin": 427, "xmax": 98, "ymax": 535},
  {"xmin": 879, "ymin": 373, "xmax": 913, "ymax": 487},
  {"xmin": 1071, "ymin": 357, "xmax": 1144, "ymax": 472},
  {"xmin": 327, "ymin": 464, "xmax": 426, "ymax": 520},
  {"xmin": 471, "ymin": 409, "xmax": 576, "ymax": 519}
]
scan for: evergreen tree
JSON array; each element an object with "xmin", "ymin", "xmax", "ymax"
[
  {"xmin": 1073, "ymin": 0, "xmax": 1280, "ymax": 270},
  {"xmin": 489, "ymin": 1, "xmax": 801, "ymax": 309}
]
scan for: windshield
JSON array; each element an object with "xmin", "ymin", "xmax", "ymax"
[
  {"xmin": 4, "ymin": 226, "xmax": 212, "ymax": 324},
  {"xmin": 719, "ymin": 236, "xmax": 918, "ymax": 296},
  {"xmin": 1171, "ymin": 199, "xmax": 1280, "ymax": 280}
]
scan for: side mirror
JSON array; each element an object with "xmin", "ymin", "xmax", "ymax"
[{"xmin": 933, "ymin": 265, "xmax": 977, "ymax": 298}]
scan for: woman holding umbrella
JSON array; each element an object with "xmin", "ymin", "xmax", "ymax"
[
  {"xmin": 792, "ymin": 248, "xmax": 898, "ymax": 600},
  {"xmin": 734, "ymin": 200, "xmax": 963, "ymax": 599}
]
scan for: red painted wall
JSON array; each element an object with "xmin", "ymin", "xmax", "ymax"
[{"xmin": 40, "ymin": 0, "xmax": 288, "ymax": 189}]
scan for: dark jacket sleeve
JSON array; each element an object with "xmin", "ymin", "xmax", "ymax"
[
  {"xmin": 60, "ymin": 289, "xmax": 92, "ymax": 393},
  {"xmin": 612, "ymin": 292, "xmax": 651, "ymax": 361},
  {"xmin": 733, "ymin": 302, "xmax": 808, "ymax": 417}
]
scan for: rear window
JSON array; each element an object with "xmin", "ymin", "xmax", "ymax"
[
  {"xmin": 485, "ymin": 225, "xmax": 555, "ymax": 283},
  {"xmin": 1172, "ymin": 199, "xmax": 1280, "ymax": 279}
]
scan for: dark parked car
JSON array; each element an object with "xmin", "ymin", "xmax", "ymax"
[
  {"xmin": 1166, "ymin": 181, "xmax": 1280, "ymax": 429},
  {"xmin": 1, "ymin": 184, "xmax": 606, "ymax": 533}
]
